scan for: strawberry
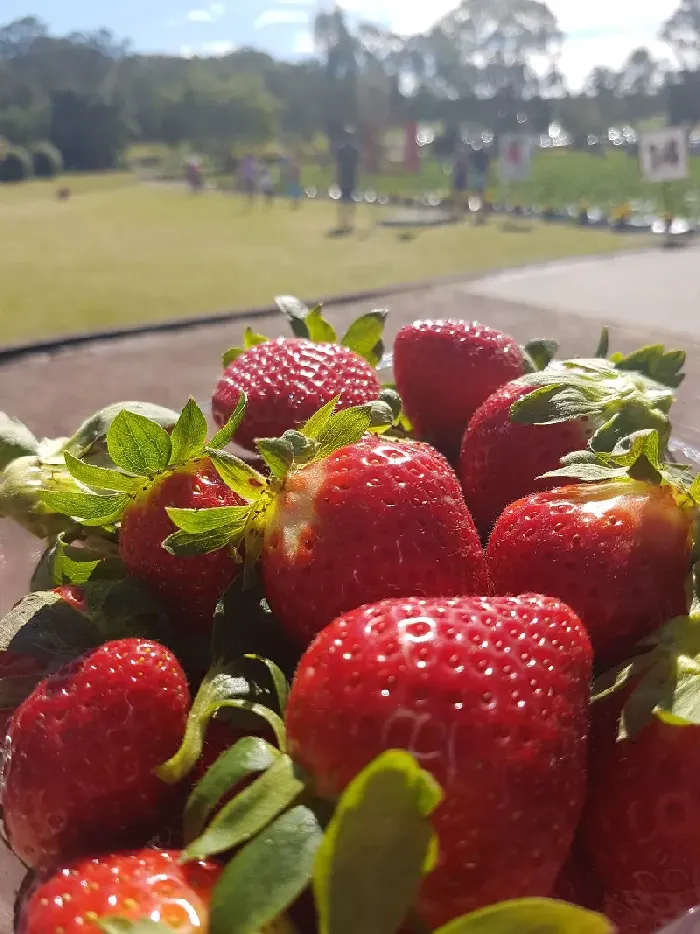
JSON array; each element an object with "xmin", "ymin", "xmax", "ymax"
[
  {"xmin": 16, "ymin": 848, "xmax": 220, "ymax": 934},
  {"xmin": 53, "ymin": 583, "xmax": 88, "ymax": 614},
  {"xmin": 212, "ymin": 303, "xmax": 387, "ymax": 452},
  {"xmin": 487, "ymin": 432, "xmax": 694, "ymax": 669},
  {"xmin": 285, "ymin": 594, "xmax": 593, "ymax": 927},
  {"xmin": 41, "ymin": 400, "xmax": 255, "ymax": 634},
  {"xmin": 581, "ymin": 613, "xmax": 700, "ymax": 934},
  {"xmin": 460, "ymin": 349, "xmax": 684, "ymax": 537},
  {"xmin": 0, "ymin": 649, "xmax": 47, "ymax": 738},
  {"xmin": 2, "ymin": 638, "xmax": 190, "ymax": 868},
  {"xmin": 460, "ymin": 381, "xmax": 588, "ymax": 536},
  {"xmin": 392, "ymin": 320, "xmax": 527, "ymax": 460},
  {"xmin": 165, "ymin": 395, "xmax": 489, "ymax": 645}
]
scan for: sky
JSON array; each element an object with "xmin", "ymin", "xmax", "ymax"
[{"xmin": 2, "ymin": 0, "xmax": 681, "ymax": 89}]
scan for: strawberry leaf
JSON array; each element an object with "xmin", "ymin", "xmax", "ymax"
[
  {"xmin": 107, "ymin": 410, "xmax": 172, "ymax": 477},
  {"xmin": 169, "ymin": 398, "xmax": 208, "ymax": 465},
  {"xmin": 41, "ymin": 491, "xmax": 130, "ymax": 527},
  {"xmin": 209, "ymin": 805, "xmax": 323, "ymax": 934},
  {"xmin": 593, "ymin": 327, "xmax": 610, "ymax": 359},
  {"xmin": 52, "ymin": 537, "xmax": 123, "ymax": 586},
  {"xmin": 0, "ymin": 591, "xmax": 99, "ymax": 660},
  {"xmin": 315, "ymin": 407, "xmax": 373, "ymax": 459},
  {"xmin": 184, "ymin": 736, "xmax": 280, "ymax": 843},
  {"xmin": 222, "ymin": 328, "xmax": 268, "ymax": 367},
  {"xmin": 611, "ymin": 344, "xmax": 686, "ymax": 388},
  {"xmin": 209, "ymin": 392, "xmax": 248, "ymax": 450},
  {"xmin": 244, "ymin": 654, "xmax": 289, "ymax": 714},
  {"xmin": 301, "ymin": 396, "xmax": 340, "ymax": 440},
  {"xmin": 98, "ymin": 920, "xmax": 174, "ymax": 934},
  {"xmin": 434, "ymin": 898, "xmax": 613, "ymax": 934},
  {"xmin": 313, "ymin": 749, "xmax": 441, "ymax": 934},
  {"xmin": 341, "ymin": 311, "xmax": 387, "ymax": 365},
  {"xmin": 276, "ymin": 294, "xmax": 311, "ymax": 339},
  {"xmin": 63, "ymin": 452, "xmax": 145, "ymax": 494},
  {"xmin": 521, "ymin": 338, "xmax": 559, "ymax": 373},
  {"xmin": 163, "ymin": 504, "xmax": 249, "ymax": 556},
  {"xmin": 166, "ymin": 504, "xmax": 250, "ymax": 534},
  {"xmin": 304, "ymin": 305, "xmax": 338, "ymax": 344},
  {"xmin": 65, "ymin": 402, "xmax": 179, "ymax": 461},
  {"xmin": 182, "ymin": 753, "xmax": 306, "ymax": 861},
  {"xmin": 0, "ymin": 412, "xmax": 39, "ymax": 469},
  {"xmin": 207, "ymin": 449, "xmax": 266, "ymax": 502},
  {"xmin": 256, "ymin": 438, "xmax": 295, "ymax": 480}
]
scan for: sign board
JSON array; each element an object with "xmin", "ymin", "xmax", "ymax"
[
  {"xmin": 498, "ymin": 134, "xmax": 534, "ymax": 183},
  {"xmin": 639, "ymin": 127, "xmax": 689, "ymax": 183}
]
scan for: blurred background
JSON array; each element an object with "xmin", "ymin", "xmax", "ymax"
[{"xmin": 1, "ymin": 0, "xmax": 700, "ymax": 346}]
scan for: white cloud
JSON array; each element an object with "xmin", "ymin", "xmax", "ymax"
[
  {"xmin": 186, "ymin": 2, "xmax": 226, "ymax": 23},
  {"xmin": 279, "ymin": 0, "xmax": 313, "ymax": 4},
  {"xmin": 180, "ymin": 39, "xmax": 237, "ymax": 57},
  {"xmin": 255, "ymin": 9, "xmax": 310, "ymax": 28}
]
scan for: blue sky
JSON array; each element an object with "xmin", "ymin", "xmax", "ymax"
[{"xmin": 2, "ymin": 0, "xmax": 679, "ymax": 88}]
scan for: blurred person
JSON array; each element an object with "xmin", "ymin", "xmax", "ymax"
[
  {"xmin": 452, "ymin": 147, "xmax": 469, "ymax": 218},
  {"xmin": 285, "ymin": 157, "xmax": 302, "ymax": 208},
  {"xmin": 335, "ymin": 131, "xmax": 360, "ymax": 231},
  {"xmin": 185, "ymin": 155, "xmax": 203, "ymax": 193},
  {"xmin": 239, "ymin": 154, "xmax": 257, "ymax": 205},
  {"xmin": 260, "ymin": 162, "xmax": 275, "ymax": 205},
  {"xmin": 469, "ymin": 145, "xmax": 490, "ymax": 197}
]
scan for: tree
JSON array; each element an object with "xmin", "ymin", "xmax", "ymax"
[
  {"xmin": 314, "ymin": 7, "xmax": 359, "ymax": 143},
  {"xmin": 617, "ymin": 47, "xmax": 663, "ymax": 96},
  {"xmin": 661, "ymin": 0, "xmax": 700, "ymax": 69}
]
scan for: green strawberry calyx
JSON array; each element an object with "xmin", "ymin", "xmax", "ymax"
[
  {"xmin": 221, "ymin": 297, "xmax": 387, "ymax": 369},
  {"xmin": 161, "ymin": 390, "xmax": 400, "ymax": 580},
  {"xmin": 510, "ymin": 343, "xmax": 685, "ymax": 454},
  {"xmin": 39, "ymin": 395, "xmax": 252, "ymax": 532}
]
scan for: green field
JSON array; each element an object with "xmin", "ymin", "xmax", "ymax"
[{"xmin": 0, "ymin": 171, "xmax": 649, "ymax": 346}]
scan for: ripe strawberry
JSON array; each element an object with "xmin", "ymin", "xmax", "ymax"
[
  {"xmin": 488, "ymin": 475, "xmax": 692, "ymax": 669},
  {"xmin": 119, "ymin": 458, "xmax": 244, "ymax": 631},
  {"xmin": 393, "ymin": 320, "xmax": 526, "ymax": 460},
  {"xmin": 285, "ymin": 594, "xmax": 593, "ymax": 927},
  {"xmin": 0, "ymin": 649, "xmax": 48, "ymax": 738},
  {"xmin": 2, "ymin": 638, "xmax": 190, "ymax": 868},
  {"xmin": 262, "ymin": 436, "xmax": 489, "ymax": 644},
  {"xmin": 581, "ymin": 616, "xmax": 700, "ymax": 934},
  {"xmin": 460, "ymin": 351, "xmax": 682, "ymax": 538},
  {"xmin": 41, "ymin": 400, "xmax": 254, "ymax": 635},
  {"xmin": 460, "ymin": 381, "xmax": 589, "ymax": 536},
  {"xmin": 213, "ymin": 337, "xmax": 382, "ymax": 451},
  {"xmin": 17, "ymin": 849, "xmax": 220, "ymax": 934}
]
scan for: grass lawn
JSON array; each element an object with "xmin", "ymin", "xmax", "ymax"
[{"xmin": 0, "ymin": 172, "xmax": 650, "ymax": 346}]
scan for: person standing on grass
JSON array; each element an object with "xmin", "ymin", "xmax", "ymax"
[
  {"xmin": 452, "ymin": 146, "xmax": 469, "ymax": 218},
  {"xmin": 285, "ymin": 158, "xmax": 302, "ymax": 209},
  {"xmin": 259, "ymin": 162, "xmax": 275, "ymax": 205},
  {"xmin": 335, "ymin": 131, "xmax": 360, "ymax": 232},
  {"xmin": 239, "ymin": 154, "xmax": 257, "ymax": 205}
]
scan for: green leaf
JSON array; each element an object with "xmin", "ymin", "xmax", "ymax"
[
  {"xmin": 208, "ymin": 449, "xmax": 266, "ymax": 502},
  {"xmin": 0, "ymin": 590, "xmax": 99, "ymax": 661},
  {"xmin": 166, "ymin": 504, "xmax": 250, "ymax": 534},
  {"xmin": 510, "ymin": 384, "xmax": 605, "ymax": 426},
  {"xmin": 611, "ymin": 344, "xmax": 686, "ymax": 388},
  {"xmin": 183, "ymin": 752, "xmax": 306, "ymax": 861},
  {"xmin": 169, "ymin": 398, "xmax": 208, "ymax": 465},
  {"xmin": 223, "ymin": 328, "xmax": 269, "ymax": 366},
  {"xmin": 301, "ymin": 396, "xmax": 341, "ymax": 440},
  {"xmin": 256, "ymin": 438, "xmax": 295, "ymax": 480},
  {"xmin": 41, "ymin": 491, "xmax": 129, "ymax": 527},
  {"xmin": 63, "ymin": 452, "xmax": 144, "ymax": 494},
  {"xmin": 540, "ymin": 464, "xmax": 629, "ymax": 483},
  {"xmin": 341, "ymin": 311, "xmax": 387, "ymax": 365},
  {"xmin": 155, "ymin": 663, "xmax": 252, "ymax": 784},
  {"xmin": 314, "ymin": 750, "xmax": 441, "ymax": 934},
  {"xmin": 98, "ymin": 919, "xmax": 174, "ymax": 934},
  {"xmin": 184, "ymin": 736, "xmax": 280, "ymax": 843},
  {"xmin": 66, "ymin": 402, "xmax": 179, "ymax": 461},
  {"xmin": 305, "ymin": 304, "xmax": 338, "ymax": 344},
  {"xmin": 209, "ymin": 392, "xmax": 248, "ymax": 449},
  {"xmin": 245, "ymin": 654, "xmax": 290, "ymax": 714},
  {"xmin": 0, "ymin": 412, "xmax": 39, "ymax": 470},
  {"xmin": 315, "ymin": 406, "xmax": 373, "ymax": 459},
  {"xmin": 106, "ymin": 410, "xmax": 172, "ymax": 477},
  {"xmin": 593, "ymin": 327, "xmax": 610, "ymax": 359},
  {"xmin": 52, "ymin": 538, "xmax": 123, "ymax": 586},
  {"xmin": 209, "ymin": 805, "xmax": 323, "ymax": 934},
  {"xmin": 276, "ymin": 294, "xmax": 310, "ymax": 338},
  {"xmin": 522, "ymin": 338, "xmax": 559, "ymax": 373},
  {"xmin": 434, "ymin": 898, "xmax": 613, "ymax": 934},
  {"xmin": 163, "ymin": 525, "xmax": 241, "ymax": 557}
]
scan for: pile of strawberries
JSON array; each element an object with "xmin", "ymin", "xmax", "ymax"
[{"xmin": 0, "ymin": 297, "xmax": 698, "ymax": 934}]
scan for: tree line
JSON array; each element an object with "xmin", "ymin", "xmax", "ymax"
[{"xmin": 1, "ymin": 0, "xmax": 699, "ymax": 172}]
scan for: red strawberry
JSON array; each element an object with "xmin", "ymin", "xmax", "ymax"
[
  {"xmin": 212, "ymin": 337, "xmax": 381, "ymax": 451},
  {"xmin": 0, "ymin": 649, "xmax": 48, "ymax": 738},
  {"xmin": 393, "ymin": 320, "xmax": 525, "ymax": 460},
  {"xmin": 285, "ymin": 594, "xmax": 592, "ymax": 927},
  {"xmin": 582, "ymin": 627, "xmax": 700, "ymax": 934},
  {"xmin": 17, "ymin": 848, "xmax": 220, "ymax": 934},
  {"xmin": 2, "ymin": 638, "xmax": 189, "ymax": 868},
  {"xmin": 53, "ymin": 584, "xmax": 88, "ymax": 614},
  {"xmin": 459, "ymin": 381, "xmax": 589, "ymax": 537},
  {"xmin": 119, "ymin": 458, "xmax": 244, "ymax": 631},
  {"xmin": 487, "ymin": 479, "xmax": 692, "ymax": 669},
  {"xmin": 551, "ymin": 834, "xmax": 604, "ymax": 912},
  {"xmin": 262, "ymin": 436, "xmax": 490, "ymax": 644}
]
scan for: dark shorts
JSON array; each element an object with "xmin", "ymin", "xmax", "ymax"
[{"xmin": 340, "ymin": 185, "xmax": 355, "ymax": 203}]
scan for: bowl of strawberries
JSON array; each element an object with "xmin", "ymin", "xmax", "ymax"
[{"xmin": 1, "ymin": 298, "xmax": 699, "ymax": 934}]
